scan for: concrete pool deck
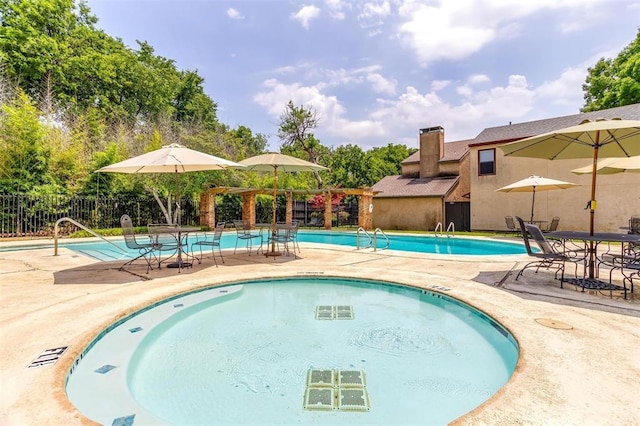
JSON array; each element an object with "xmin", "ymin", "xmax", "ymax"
[{"xmin": 1, "ymin": 236, "xmax": 639, "ymax": 425}]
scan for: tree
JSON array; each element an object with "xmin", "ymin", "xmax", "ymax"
[
  {"xmin": 277, "ymin": 100, "xmax": 326, "ymax": 189},
  {"xmin": 0, "ymin": 91, "xmax": 49, "ymax": 193},
  {"xmin": 582, "ymin": 28, "xmax": 640, "ymax": 112}
]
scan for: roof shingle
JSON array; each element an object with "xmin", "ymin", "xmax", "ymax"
[{"xmin": 371, "ymin": 175, "xmax": 458, "ymax": 198}]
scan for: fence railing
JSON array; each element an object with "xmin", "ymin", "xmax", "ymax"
[{"xmin": 0, "ymin": 194, "xmax": 359, "ymax": 239}]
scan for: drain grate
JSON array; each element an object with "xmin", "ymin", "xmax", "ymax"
[
  {"xmin": 315, "ymin": 305, "xmax": 354, "ymax": 320},
  {"xmin": 303, "ymin": 387, "xmax": 335, "ymax": 410},
  {"xmin": 307, "ymin": 369, "xmax": 335, "ymax": 387},
  {"xmin": 338, "ymin": 370, "xmax": 366, "ymax": 388},
  {"xmin": 338, "ymin": 388, "xmax": 370, "ymax": 411},
  {"xmin": 27, "ymin": 346, "xmax": 68, "ymax": 368},
  {"xmin": 303, "ymin": 369, "xmax": 369, "ymax": 411}
]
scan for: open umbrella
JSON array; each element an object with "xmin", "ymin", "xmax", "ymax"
[
  {"xmin": 500, "ymin": 118, "xmax": 640, "ymax": 278},
  {"xmin": 495, "ymin": 175, "xmax": 579, "ymax": 224},
  {"xmin": 97, "ymin": 143, "xmax": 244, "ymax": 224},
  {"xmin": 571, "ymin": 155, "xmax": 640, "ymax": 175},
  {"xmin": 238, "ymin": 152, "xmax": 327, "ymax": 256}
]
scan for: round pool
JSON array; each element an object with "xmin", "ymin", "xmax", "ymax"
[{"xmin": 65, "ymin": 277, "xmax": 518, "ymax": 425}]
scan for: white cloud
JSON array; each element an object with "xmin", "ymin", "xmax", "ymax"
[
  {"xmin": 431, "ymin": 80, "xmax": 451, "ymax": 91},
  {"xmin": 395, "ymin": 0, "xmax": 614, "ymax": 67},
  {"xmin": 226, "ymin": 8, "xmax": 244, "ymax": 20},
  {"xmin": 325, "ymin": 0, "xmax": 348, "ymax": 20},
  {"xmin": 291, "ymin": 5, "xmax": 321, "ymax": 29},
  {"xmin": 366, "ymin": 73, "xmax": 397, "ymax": 95},
  {"xmin": 468, "ymin": 74, "xmax": 490, "ymax": 84},
  {"xmin": 357, "ymin": 1, "xmax": 392, "ymax": 28}
]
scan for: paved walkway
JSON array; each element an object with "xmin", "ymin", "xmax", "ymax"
[{"xmin": 1, "ymin": 237, "xmax": 639, "ymax": 425}]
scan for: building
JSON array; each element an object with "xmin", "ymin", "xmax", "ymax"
[
  {"xmin": 371, "ymin": 126, "xmax": 471, "ymax": 231},
  {"xmin": 372, "ymin": 103, "xmax": 640, "ymax": 233}
]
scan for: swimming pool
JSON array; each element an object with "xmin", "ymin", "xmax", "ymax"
[
  {"xmin": 65, "ymin": 277, "xmax": 519, "ymax": 425},
  {"xmin": 3, "ymin": 230, "xmax": 526, "ymax": 261}
]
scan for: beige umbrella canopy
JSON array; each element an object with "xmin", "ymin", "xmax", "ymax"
[
  {"xmin": 496, "ymin": 175, "xmax": 579, "ymax": 224},
  {"xmin": 238, "ymin": 152, "xmax": 328, "ymax": 256},
  {"xmin": 98, "ymin": 143, "xmax": 244, "ymax": 223},
  {"xmin": 500, "ymin": 119, "xmax": 640, "ymax": 235},
  {"xmin": 571, "ymin": 155, "xmax": 640, "ymax": 175},
  {"xmin": 500, "ymin": 118, "xmax": 640, "ymax": 278}
]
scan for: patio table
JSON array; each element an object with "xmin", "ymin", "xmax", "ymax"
[
  {"xmin": 546, "ymin": 231, "xmax": 639, "ymax": 299},
  {"xmin": 155, "ymin": 225, "xmax": 201, "ymax": 270}
]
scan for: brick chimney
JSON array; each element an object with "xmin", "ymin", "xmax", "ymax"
[{"xmin": 419, "ymin": 126, "xmax": 444, "ymax": 178}]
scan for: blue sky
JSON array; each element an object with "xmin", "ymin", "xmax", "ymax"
[{"xmin": 85, "ymin": 0, "xmax": 640, "ymax": 151}]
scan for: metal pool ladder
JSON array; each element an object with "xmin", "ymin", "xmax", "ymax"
[
  {"xmin": 356, "ymin": 227, "xmax": 372, "ymax": 249},
  {"xmin": 373, "ymin": 228, "xmax": 389, "ymax": 251},
  {"xmin": 53, "ymin": 217, "xmax": 127, "ymax": 256},
  {"xmin": 434, "ymin": 222, "xmax": 455, "ymax": 238}
]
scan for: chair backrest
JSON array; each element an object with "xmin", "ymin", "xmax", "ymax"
[
  {"xmin": 525, "ymin": 222, "xmax": 556, "ymax": 255},
  {"xmin": 121, "ymin": 214, "xmax": 142, "ymax": 249},
  {"xmin": 505, "ymin": 216, "xmax": 516, "ymax": 231},
  {"xmin": 213, "ymin": 222, "xmax": 225, "ymax": 242},
  {"xmin": 515, "ymin": 216, "xmax": 535, "ymax": 255},
  {"xmin": 547, "ymin": 216, "xmax": 560, "ymax": 232},
  {"xmin": 630, "ymin": 216, "xmax": 640, "ymax": 234}
]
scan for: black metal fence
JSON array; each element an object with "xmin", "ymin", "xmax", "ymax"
[{"xmin": 0, "ymin": 194, "xmax": 358, "ymax": 238}]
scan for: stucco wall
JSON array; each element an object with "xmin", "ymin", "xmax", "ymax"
[
  {"xmin": 469, "ymin": 146, "xmax": 640, "ymax": 232},
  {"xmin": 444, "ymin": 155, "xmax": 470, "ymax": 202},
  {"xmin": 372, "ymin": 197, "xmax": 443, "ymax": 230}
]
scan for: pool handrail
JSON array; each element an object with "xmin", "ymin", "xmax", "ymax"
[
  {"xmin": 446, "ymin": 222, "xmax": 455, "ymax": 238},
  {"xmin": 356, "ymin": 227, "xmax": 372, "ymax": 249},
  {"xmin": 373, "ymin": 228, "xmax": 389, "ymax": 251},
  {"xmin": 54, "ymin": 217, "xmax": 128, "ymax": 256},
  {"xmin": 434, "ymin": 222, "xmax": 443, "ymax": 237}
]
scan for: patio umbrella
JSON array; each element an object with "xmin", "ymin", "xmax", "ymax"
[
  {"xmin": 495, "ymin": 175, "xmax": 579, "ymax": 224},
  {"xmin": 570, "ymin": 155, "xmax": 640, "ymax": 175},
  {"xmin": 238, "ymin": 152, "xmax": 327, "ymax": 256},
  {"xmin": 97, "ymin": 143, "xmax": 244, "ymax": 224},
  {"xmin": 500, "ymin": 118, "xmax": 640, "ymax": 278}
]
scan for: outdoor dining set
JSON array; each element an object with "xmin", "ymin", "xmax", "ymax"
[
  {"xmin": 513, "ymin": 214, "xmax": 640, "ymax": 300},
  {"xmin": 119, "ymin": 214, "xmax": 301, "ymax": 275}
]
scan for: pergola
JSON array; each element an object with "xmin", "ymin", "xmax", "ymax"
[{"xmin": 198, "ymin": 187, "xmax": 377, "ymax": 230}]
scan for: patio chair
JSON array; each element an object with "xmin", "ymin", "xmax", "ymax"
[
  {"xmin": 191, "ymin": 222, "xmax": 225, "ymax": 267},
  {"xmin": 629, "ymin": 216, "xmax": 640, "ymax": 234},
  {"xmin": 514, "ymin": 216, "xmax": 582, "ymax": 284},
  {"xmin": 504, "ymin": 216, "xmax": 518, "ymax": 235},
  {"xmin": 233, "ymin": 220, "xmax": 262, "ymax": 255},
  {"xmin": 120, "ymin": 214, "xmax": 160, "ymax": 274},
  {"xmin": 545, "ymin": 216, "xmax": 560, "ymax": 232},
  {"xmin": 148, "ymin": 223, "xmax": 180, "ymax": 269}
]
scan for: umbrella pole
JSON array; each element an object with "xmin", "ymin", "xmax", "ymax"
[
  {"xmin": 587, "ymin": 133, "xmax": 600, "ymax": 278},
  {"xmin": 530, "ymin": 187, "xmax": 536, "ymax": 224},
  {"xmin": 175, "ymin": 167, "xmax": 180, "ymax": 226},
  {"xmin": 267, "ymin": 166, "xmax": 280, "ymax": 257}
]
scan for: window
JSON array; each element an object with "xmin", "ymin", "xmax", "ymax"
[{"xmin": 478, "ymin": 148, "xmax": 495, "ymax": 175}]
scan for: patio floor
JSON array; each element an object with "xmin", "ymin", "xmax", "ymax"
[{"xmin": 1, "ymin": 237, "xmax": 639, "ymax": 425}]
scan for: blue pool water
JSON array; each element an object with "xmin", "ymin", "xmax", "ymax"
[
  {"xmin": 65, "ymin": 277, "xmax": 519, "ymax": 425},
  {"xmin": 7, "ymin": 230, "xmax": 526, "ymax": 261}
]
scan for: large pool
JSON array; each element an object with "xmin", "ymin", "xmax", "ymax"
[
  {"xmin": 6, "ymin": 230, "xmax": 526, "ymax": 261},
  {"xmin": 65, "ymin": 277, "xmax": 519, "ymax": 425}
]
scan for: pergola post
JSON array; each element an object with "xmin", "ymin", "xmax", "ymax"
[
  {"xmin": 358, "ymin": 189, "xmax": 374, "ymax": 231},
  {"xmin": 241, "ymin": 192, "xmax": 256, "ymax": 228},
  {"xmin": 324, "ymin": 190, "xmax": 332, "ymax": 230},
  {"xmin": 199, "ymin": 189, "xmax": 216, "ymax": 228},
  {"xmin": 285, "ymin": 191, "xmax": 293, "ymax": 224}
]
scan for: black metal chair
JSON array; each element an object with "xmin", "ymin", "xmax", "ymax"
[
  {"xmin": 545, "ymin": 216, "xmax": 560, "ymax": 232},
  {"xmin": 504, "ymin": 216, "xmax": 518, "ymax": 235},
  {"xmin": 191, "ymin": 222, "xmax": 226, "ymax": 267},
  {"xmin": 233, "ymin": 220, "xmax": 262, "ymax": 255},
  {"xmin": 120, "ymin": 214, "xmax": 160, "ymax": 273},
  {"xmin": 514, "ymin": 216, "xmax": 582, "ymax": 284},
  {"xmin": 148, "ymin": 223, "xmax": 179, "ymax": 268}
]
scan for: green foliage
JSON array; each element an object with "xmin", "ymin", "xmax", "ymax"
[
  {"xmin": 0, "ymin": 91, "xmax": 49, "ymax": 192},
  {"xmin": 582, "ymin": 28, "xmax": 640, "ymax": 111}
]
